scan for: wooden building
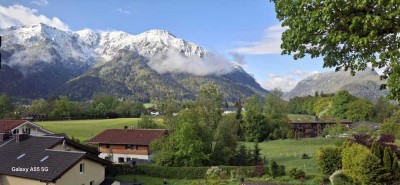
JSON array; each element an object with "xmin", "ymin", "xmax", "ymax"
[
  {"xmin": 89, "ymin": 129, "xmax": 166, "ymax": 163},
  {"xmin": 290, "ymin": 121, "xmax": 352, "ymax": 138}
]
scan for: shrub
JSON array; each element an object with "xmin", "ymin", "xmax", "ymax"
[
  {"xmin": 266, "ymin": 160, "xmax": 285, "ymax": 179},
  {"xmin": 254, "ymin": 163, "xmax": 265, "ymax": 177},
  {"xmin": 135, "ymin": 165, "xmax": 207, "ymax": 179},
  {"xmin": 342, "ymin": 143, "xmax": 389, "ymax": 184},
  {"xmin": 278, "ymin": 165, "xmax": 286, "ymax": 176},
  {"xmin": 301, "ymin": 153, "xmax": 309, "ymax": 159},
  {"xmin": 134, "ymin": 165, "xmax": 257, "ymax": 179},
  {"xmin": 316, "ymin": 146, "xmax": 342, "ymax": 175},
  {"xmin": 105, "ymin": 164, "xmax": 135, "ymax": 177},
  {"xmin": 289, "ymin": 167, "xmax": 305, "ymax": 180},
  {"xmin": 332, "ymin": 173, "xmax": 353, "ymax": 185},
  {"xmin": 206, "ymin": 166, "xmax": 228, "ymax": 180}
]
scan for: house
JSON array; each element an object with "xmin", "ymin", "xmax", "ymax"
[
  {"xmin": 291, "ymin": 121, "xmax": 352, "ymax": 138},
  {"xmin": 0, "ymin": 120, "xmax": 54, "ymax": 136},
  {"xmin": 89, "ymin": 129, "xmax": 166, "ymax": 163},
  {"xmin": 0, "ymin": 134, "xmax": 111, "ymax": 185}
]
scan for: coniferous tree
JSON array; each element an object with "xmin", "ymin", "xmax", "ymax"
[
  {"xmin": 383, "ymin": 148, "xmax": 392, "ymax": 172},
  {"xmin": 371, "ymin": 141, "xmax": 382, "ymax": 162},
  {"xmin": 252, "ymin": 142, "xmax": 262, "ymax": 165},
  {"xmin": 392, "ymin": 155, "xmax": 399, "ymax": 180}
]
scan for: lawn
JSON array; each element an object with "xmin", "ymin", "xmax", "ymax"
[
  {"xmin": 116, "ymin": 175, "xmax": 292, "ymax": 185},
  {"xmin": 36, "ymin": 118, "xmax": 140, "ymax": 141},
  {"xmin": 116, "ymin": 175, "xmax": 202, "ymax": 185},
  {"xmin": 243, "ymin": 137, "xmax": 345, "ymax": 176}
]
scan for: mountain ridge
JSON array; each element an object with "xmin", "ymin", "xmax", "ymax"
[
  {"xmin": 0, "ymin": 23, "xmax": 267, "ymax": 101},
  {"xmin": 283, "ymin": 69, "xmax": 388, "ymax": 101}
]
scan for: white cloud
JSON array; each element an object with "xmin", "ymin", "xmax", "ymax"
[
  {"xmin": 0, "ymin": 4, "xmax": 69, "ymax": 31},
  {"xmin": 148, "ymin": 49, "xmax": 234, "ymax": 76},
  {"xmin": 233, "ymin": 24, "xmax": 286, "ymax": 55},
  {"xmin": 261, "ymin": 70, "xmax": 319, "ymax": 92},
  {"xmin": 31, "ymin": 0, "xmax": 49, "ymax": 6},
  {"xmin": 116, "ymin": 8, "xmax": 131, "ymax": 15}
]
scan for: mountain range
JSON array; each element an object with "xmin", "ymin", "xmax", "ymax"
[
  {"xmin": 0, "ymin": 24, "xmax": 267, "ymax": 101},
  {"xmin": 283, "ymin": 69, "xmax": 388, "ymax": 101}
]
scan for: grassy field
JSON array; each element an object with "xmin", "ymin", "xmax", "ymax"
[
  {"xmin": 36, "ymin": 118, "xmax": 140, "ymax": 141},
  {"xmin": 243, "ymin": 137, "xmax": 345, "ymax": 176}
]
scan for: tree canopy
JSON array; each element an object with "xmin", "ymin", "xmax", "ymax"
[{"xmin": 271, "ymin": 0, "xmax": 400, "ymax": 101}]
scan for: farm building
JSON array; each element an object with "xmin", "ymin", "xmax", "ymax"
[{"xmin": 290, "ymin": 121, "xmax": 352, "ymax": 138}]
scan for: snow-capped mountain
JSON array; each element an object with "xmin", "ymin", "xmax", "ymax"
[{"xmin": 0, "ymin": 23, "xmax": 267, "ymax": 100}]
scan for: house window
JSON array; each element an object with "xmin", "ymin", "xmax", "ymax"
[
  {"xmin": 135, "ymin": 145, "xmax": 139, "ymax": 150},
  {"xmin": 118, "ymin": 157, "xmax": 125, "ymax": 163},
  {"xmin": 125, "ymin": 145, "xmax": 133, "ymax": 149},
  {"xmin": 80, "ymin": 163, "xmax": 85, "ymax": 174},
  {"xmin": 90, "ymin": 180, "xmax": 94, "ymax": 185},
  {"xmin": 126, "ymin": 157, "xmax": 131, "ymax": 161},
  {"xmin": 105, "ymin": 156, "xmax": 112, "ymax": 161},
  {"xmin": 105, "ymin": 144, "xmax": 110, "ymax": 148}
]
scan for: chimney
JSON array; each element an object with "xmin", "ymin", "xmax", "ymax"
[{"xmin": 16, "ymin": 134, "xmax": 29, "ymax": 142}]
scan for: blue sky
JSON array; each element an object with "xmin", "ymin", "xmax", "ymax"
[{"xmin": 0, "ymin": 0, "xmax": 332, "ymax": 91}]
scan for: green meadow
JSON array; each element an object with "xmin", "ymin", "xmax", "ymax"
[
  {"xmin": 243, "ymin": 137, "xmax": 345, "ymax": 176},
  {"xmin": 36, "ymin": 118, "xmax": 140, "ymax": 141}
]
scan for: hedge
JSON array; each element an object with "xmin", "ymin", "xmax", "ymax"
[
  {"xmin": 106, "ymin": 164, "xmax": 135, "ymax": 177},
  {"xmin": 107, "ymin": 164, "xmax": 258, "ymax": 179}
]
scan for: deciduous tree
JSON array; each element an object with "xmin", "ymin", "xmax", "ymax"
[{"xmin": 271, "ymin": 0, "xmax": 400, "ymax": 101}]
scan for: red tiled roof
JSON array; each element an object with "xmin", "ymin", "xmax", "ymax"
[
  {"xmin": 89, "ymin": 129, "xmax": 166, "ymax": 145},
  {"xmin": 0, "ymin": 120, "xmax": 27, "ymax": 133}
]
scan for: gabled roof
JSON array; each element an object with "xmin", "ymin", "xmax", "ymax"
[
  {"xmin": 0, "ymin": 136, "xmax": 110, "ymax": 182},
  {"xmin": 89, "ymin": 129, "xmax": 166, "ymax": 145},
  {"xmin": 0, "ymin": 120, "xmax": 54, "ymax": 134},
  {"xmin": 0, "ymin": 120, "xmax": 27, "ymax": 133}
]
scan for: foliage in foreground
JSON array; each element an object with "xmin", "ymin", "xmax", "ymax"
[{"xmin": 270, "ymin": 0, "xmax": 400, "ymax": 101}]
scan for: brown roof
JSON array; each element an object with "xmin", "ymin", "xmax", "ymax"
[
  {"xmin": 0, "ymin": 120, "xmax": 27, "ymax": 133},
  {"xmin": 89, "ymin": 129, "xmax": 166, "ymax": 145}
]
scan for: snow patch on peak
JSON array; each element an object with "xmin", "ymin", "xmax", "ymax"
[
  {"xmin": 75, "ymin": 29, "xmax": 99, "ymax": 46},
  {"xmin": 140, "ymin": 29, "xmax": 176, "ymax": 38}
]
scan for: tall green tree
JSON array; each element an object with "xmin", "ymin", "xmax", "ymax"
[
  {"xmin": 264, "ymin": 89, "xmax": 289, "ymax": 139},
  {"xmin": 115, "ymin": 100, "xmax": 144, "ymax": 118},
  {"xmin": 211, "ymin": 115, "xmax": 239, "ymax": 165},
  {"xmin": 0, "ymin": 95, "xmax": 13, "ymax": 118},
  {"xmin": 152, "ymin": 108, "xmax": 213, "ymax": 167},
  {"xmin": 50, "ymin": 96, "xmax": 80, "ymax": 119},
  {"xmin": 331, "ymin": 90, "xmax": 355, "ymax": 118},
  {"xmin": 373, "ymin": 97, "xmax": 396, "ymax": 123},
  {"xmin": 158, "ymin": 97, "xmax": 180, "ymax": 132},
  {"xmin": 345, "ymin": 99, "xmax": 374, "ymax": 121},
  {"xmin": 30, "ymin": 98, "xmax": 51, "ymax": 115},
  {"xmin": 233, "ymin": 144, "xmax": 248, "ymax": 166},
  {"xmin": 271, "ymin": 0, "xmax": 400, "ymax": 101},
  {"xmin": 196, "ymin": 86, "xmax": 223, "ymax": 130},
  {"xmin": 244, "ymin": 95, "xmax": 268, "ymax": 142}
]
